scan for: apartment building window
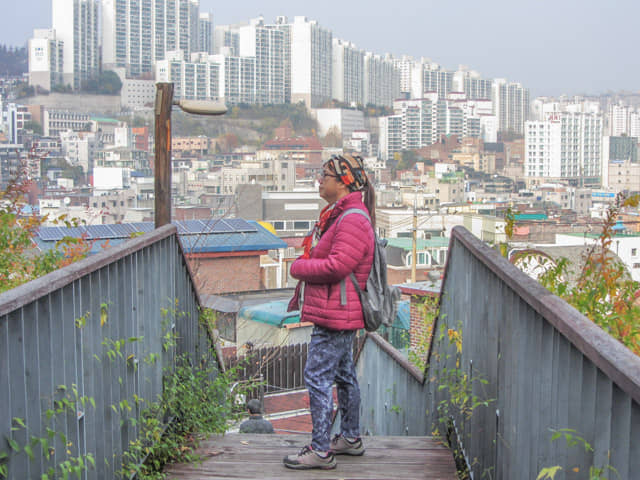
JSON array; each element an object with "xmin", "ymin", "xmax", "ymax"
[{"xmin": 632, "ymin": 248, "xmax": 637, "ymax": 257}]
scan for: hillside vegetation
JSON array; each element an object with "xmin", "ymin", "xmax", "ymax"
[{"xmin": 0, "ymin": 44, "xmax": 27, "ymax": 76}]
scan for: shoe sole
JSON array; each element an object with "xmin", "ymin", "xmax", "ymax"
[
  {"xmin": 333, "ymin": 449, "xmax": 365, "ymax": 456},
  {"xmin": 283, "ymin": 461, "xmax": 337, "ymax": 470}
]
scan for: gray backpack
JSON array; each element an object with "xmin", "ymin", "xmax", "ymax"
[{"xmin": 338, "ymin": 208, "xmax": 401, "ymax": 332}]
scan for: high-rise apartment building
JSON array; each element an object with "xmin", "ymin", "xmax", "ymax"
[
  {"xmin": 332, "ymin": 39, "xmax": 364, "ymax": 106},
  {"xmin": 239, "ymin": 17, "xmax": 285, "ymax": 104},
  {"xmin": 379, "ymin": 95, "xmax": 495, "ymax": 160},
  {"xmin": 453, "ymin": 68, "xmax": 492, "ymax": 100},
  {"xmin": 379, "ymin": 114, "xmax": 402, "ymax": 161},
  {"xmin": 525, "ymin": 110, "xmax": 603, "ymax": 186},
  {"xmin": 155, "ymin": 52, "xmax": 222, "ymax": 101},
  {"xmin": 289, "ymin": 16, "xmax": 332, "ymax": 108},
  {"xmin": 423, "ymin": 65, "xmax": 453, "ymax": 99},
  {"xmin": 213, "ymin": 25, "xmax": 241, "ymax": 56},
  {"xmin": 102, "ymin": 0, "xmax": 199, "ymax": 77},
  {"xmin": 363, "ymin": 52, "xmax": 399, "ymax": 108},
  {"xmin": 101, "ymin": 0, "xmax": 153, "ymax": 77},
  {"xmin": 492, "ymin": 79, "xmax": 530, "ymax": 134},
  {"xmin": 28, "ymin": 29, "xmax": 64, "ymax": 91},
  {"xmin": 52, "ymin": 0, "xmax": 99, "ymax": 89},
  {"xmin": 151, "ymin": 0, "xmax": 198, "ymax": 63},
  {"xmin": 274, "ymin": 16, "xmax": 291, "ymax": 103},
  {"xmin": 608, "ymin": 103, "xmax": 640, "ymax": 137},
  {"xmin": 198, "ymin": 12, "xmax": 213, "ymax": 54},
  {"xmin": 394, "ymin": 55, "xmax": 416, "ymax": 97}
]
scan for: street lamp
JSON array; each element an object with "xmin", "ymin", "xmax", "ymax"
[{"xmin": 154, "ymin": 82, "xmax": 227, "ymax": 227}]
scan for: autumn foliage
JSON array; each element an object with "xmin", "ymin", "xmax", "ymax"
[
  {"xmin": 535, "ymin": 193, "xmax": 640, "ymax": 355},
  {"xmin": 0, "ymin": 159, "xmax": 92, "ymax": 294}
]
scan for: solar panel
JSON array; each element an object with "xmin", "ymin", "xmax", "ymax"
[
  {"xmin": 87, "ymin": 224, "xmax": 119, "ymax": 239},
  {"xmin": 226, "ymin": 218, "xmax": 258, "ymax": 233},
  {"xmin": 174, "ymin": 221, "xmax": 189, "ymax": 235},
  {"xmin": 38, "ymin": 227, "xmax": 65, "ymax": 241},
  {"xmin": 109, "ymin": 224, "xmax": 137, "ymax": 237},
  {"xmin": 64, "ymin": 226, "xmax": 90, "ymax": 239},
  {"xmin": 208, "ymin": 219, "xmax": 234, "ymax": 233},
  {"xmin": 131, "ymin": 222, "xmax": 154, "ymax": 233},
  {"xmin": 186, "ymin": 219, "xmax": 208, "ymax": 233}
]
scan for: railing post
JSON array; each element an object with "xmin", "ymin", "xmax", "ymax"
[{"xmin": 154, "ymin": 82, "xmax": 174, "ymax": 228}]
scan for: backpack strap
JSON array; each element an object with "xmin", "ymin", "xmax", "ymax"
[
  {"xmin": 336, "ymin": 208, "xmax": 371, "ymax": 226},
  {"xmin": 336, "ymin": 208, "xmax": 372, "ymax": 306}
]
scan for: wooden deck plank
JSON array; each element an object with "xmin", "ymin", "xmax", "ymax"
[{"xmin": 164, "ymin": 434, "xmax": 458, "ymax": 480}]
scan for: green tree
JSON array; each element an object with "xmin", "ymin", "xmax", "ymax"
[
  {"xmin": 22, "ymin": 120, "xmax": 43, "ymax": 135},
  {"xmin": 81, "ymin": 70, "xmax": 122, "ymax": 95}
]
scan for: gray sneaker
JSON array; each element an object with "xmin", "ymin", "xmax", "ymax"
[
  {"xmin": 330, "ymin": 434, "xmax": 365, "ymax": 456},
  {"xmin": 283, "ymin": 445, "xmax": 337, "ymax": 470}
]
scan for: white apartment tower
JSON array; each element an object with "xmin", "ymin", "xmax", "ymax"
[
  {"xmin": 274, "ymin": 16, "xmax": 291, "ymax": 103},
  {"xmin": 423, "ymin": 64, "xmax": 453, "ymax": 99},
  {"xmin": 150, "ymin": 0, "xmax": 198, "ymax": 63},
  {"xmin": 453, "ymin": 68, "xmax": 492, "ymax": 100},
  {"xmin": 379, "ymin": 95, "xmax": 494, "ymax": 160},
  {"xmin": 363, "ymin": 52, "xmax": 400, "ymax": 108},
  {"xmin": 608, "ymin": 103, "xmax": 640, "ymax": 137},
  {"xmin": 155, "ymin": 52, "xmax": 222, "ymax": 101},
  {"xmin": 28, "ymin": 29, "xmax": 64, "ymax": 91},
  {"xmin": 52, "ymin": 0, "xmax": 99, "ymax": 89},
  {"xmin": 213, "ymin": 25, "xmax": 241, "ymax": 56},
  {"xmin": 289, "ymin": 16, "xmax": 332, "ymax": 108},
  {"xmin": 492, "ymin": 79, "xmax": 530, "ymax": 134},
  {"xmin": 332, "ymin": 39, "xmax": 364, "ymax": 106},
  {"xmin": 101, "ymin": 0, "xmax": 153, "ymax": 77},
  {"xmin": 102, "ymin": 0, "xmax": 199, "ymax": 77},
  {"xmin": 239, "ymin": 17, "xmax": 285, "ymax": 104},
  {"xmin": 525, "ymin": 111, "xmax": 603, "ymax": 186},
  {"xmin": 198, "ymin": 12, "xmax": 213, "ymax": 54},
  {"xmin": 394, "ymin": 55, "xmax": 416, "ymax": 97}
]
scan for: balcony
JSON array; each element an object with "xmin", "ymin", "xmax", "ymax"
[{"xmin": 1, "ymin": 225, "xmax": 638, "ymax": 479}]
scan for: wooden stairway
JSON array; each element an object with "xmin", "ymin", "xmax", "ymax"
[{"xmin": 164, "ymin": 433, "xmax": 458, "ymax": 479}]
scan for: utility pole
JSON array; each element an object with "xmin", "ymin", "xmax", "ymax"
[
  {"xmin": 154, "ymin": 83, "xmax": 174, "ymax": 228},
  {"xmin": 411, "ymin": 187, "xmax": 418, "ymax": 283},
  {"xmin": 153, "ymin": 83, "xmax": 227, "ymax": 228}
]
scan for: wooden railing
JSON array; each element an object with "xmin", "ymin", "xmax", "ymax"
[
  {"xmin": 353, "ymin": 226, "xmax": 640, "ymax": 479},
  {"xmin": 0, "ymin": 225, "xmax": 217, "ymax": 480}
]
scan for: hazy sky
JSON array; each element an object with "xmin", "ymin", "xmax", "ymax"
[{"xmin": 2, "ymin": 0, "xmax": 637, "ymax": 97}]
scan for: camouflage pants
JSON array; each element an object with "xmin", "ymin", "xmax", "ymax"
[{"xmin": 304, "ymin": 326, "xmax": 360, "ymax": 452}]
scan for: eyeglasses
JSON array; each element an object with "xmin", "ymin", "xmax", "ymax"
[{"xmin": 319, "ymin": 171, "xmax": 338, "ymax": 180}]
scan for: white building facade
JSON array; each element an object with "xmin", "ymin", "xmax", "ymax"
[
  {"xmin": 52, "ymin": 0, "xmax": 100, "ymax": 89},
  {"xmin": 239, "ymin": 18, "xmax": 285, "ymax": 104},
  {"xmin": 289, "ymin": 16, "xmax": 332, "ymax": 108},
  {"xmin": 332, "ymin": 39, "xmax": 365, "ymax": 106},
  {"xmin": 525, "ymin": 111, "xmax": 603, "ymax": 186},
  {"xmin": 28, "ymin": 29, "xmax": 64, "ymax": 91}
]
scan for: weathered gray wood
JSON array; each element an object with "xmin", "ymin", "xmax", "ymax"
[
  {"xmin": 0, "ymin": 229, "xmax": 212, "ymax": 479},
  {"xmin": 422, "ymin": 228, "xmax": 640, "ymax": 479},
  {"xmin": 164, "ymin": 434, "xmax": 457, "ymax": 480}
]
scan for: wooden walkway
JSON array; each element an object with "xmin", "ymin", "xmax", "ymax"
[{"xmin": 164, "ymin": 433, "xmax": 458, "ymax": 479}]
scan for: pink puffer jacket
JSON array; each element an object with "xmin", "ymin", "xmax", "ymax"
[{"xmin": 288, "ymin": 192, "xmax": 374, "ymax": 330}]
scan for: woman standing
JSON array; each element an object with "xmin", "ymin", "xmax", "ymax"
[{"xmin": 283, "ymin": 154, "xmax": 376, "ymax": 470}]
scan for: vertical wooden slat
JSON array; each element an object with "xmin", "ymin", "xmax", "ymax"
[{"xmin": 7, "ymin": 309, "xmax": 28, "ymax": 477}]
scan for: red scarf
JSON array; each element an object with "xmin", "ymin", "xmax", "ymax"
[{"xmin": 301, "ymin": 203, "xmax": 335, "ymax": 259}]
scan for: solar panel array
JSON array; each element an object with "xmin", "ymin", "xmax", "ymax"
[{"xmin": 37, "ymin": 219, "xmax": 258, "ymax": 241}]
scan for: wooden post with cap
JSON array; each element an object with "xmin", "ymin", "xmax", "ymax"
[{"xmin": 154, "ymin": 82, "xmax": 174, "ymax": 228}]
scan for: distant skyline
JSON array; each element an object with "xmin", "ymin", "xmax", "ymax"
[{"xmin": 1, "ymin": 0, "xmax": 638, "ymax": 98}]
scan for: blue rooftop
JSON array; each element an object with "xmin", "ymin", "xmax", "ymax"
[{"xmin": 35, "ymin": 220, "xmax": 286, "ymax": 255}]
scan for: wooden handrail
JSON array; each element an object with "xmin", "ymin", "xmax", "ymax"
[
  {"xmin": 445, "ymin": 225, "xmax": 640, "ymax": 404},
  {"xmin": 0, "ymin": 224, "xmax": 179, "ymax": 317}
]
